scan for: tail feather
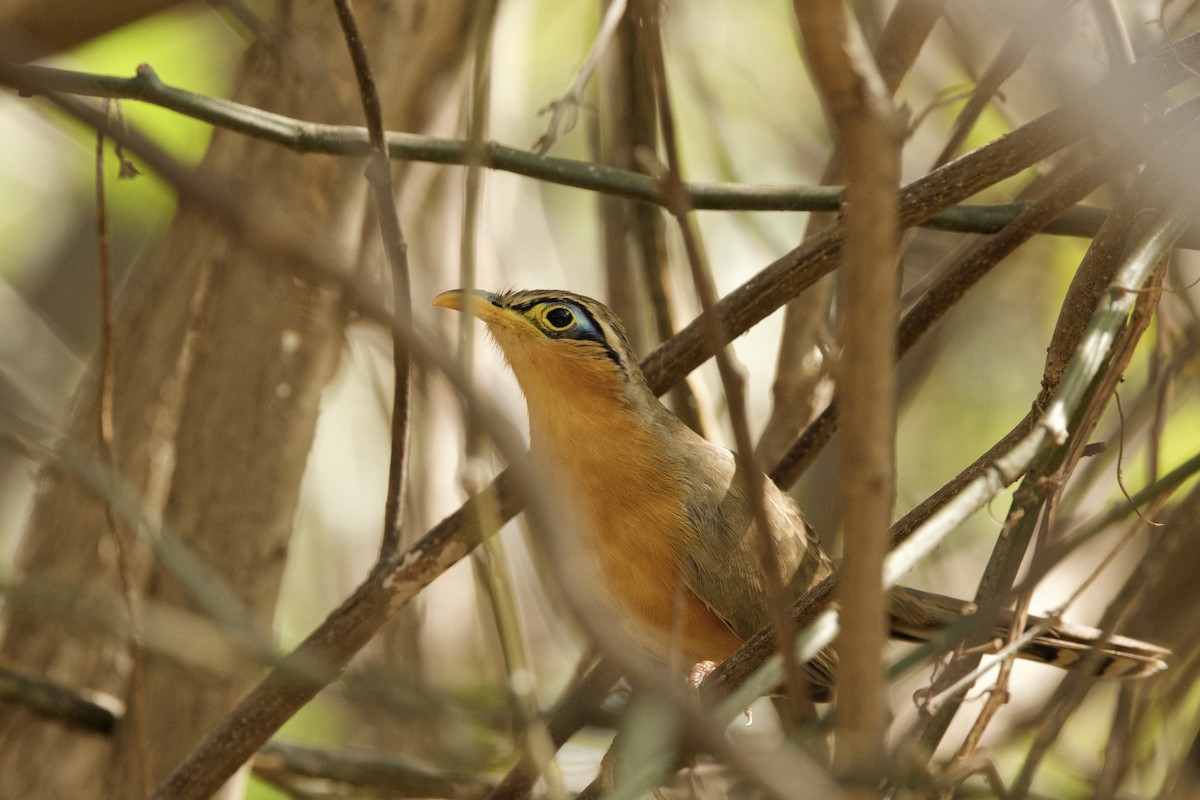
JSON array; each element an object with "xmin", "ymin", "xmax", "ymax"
[{"xmin": 887, "ymin": 586, "xmax": 1169, "ymax": 679}]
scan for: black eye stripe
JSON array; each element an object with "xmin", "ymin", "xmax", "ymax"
[
  {"xmin": 569, "ymin": 305, "xmax": 624, "ymax": 371},
  {"xmin": 511, "ymin": 298, "xmax": 626, "ymax": 372}
]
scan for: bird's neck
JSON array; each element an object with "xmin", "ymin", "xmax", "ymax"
[
  {"xmin": 525, "ymin": 387, "xmax": 665, "ymax": 467},
  {"xmin": 517, "ymin": 365, "xmax": 671, "ymax": 484}
]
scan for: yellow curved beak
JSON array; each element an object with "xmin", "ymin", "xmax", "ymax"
[
  {"xmin": 433, "ymin": 289, "xmax": 535, "ymax": 334},
  {"xmin": 432, "ymin": 289, "xmax": 498, "ymax": 315}
]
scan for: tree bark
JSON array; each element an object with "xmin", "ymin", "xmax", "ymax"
[
  {"xmin": 0, "ymin": 0, "xmax": 185, "ymax": 59},
  {"xmin": 0, "ymin": 1, "xmax": 472, "ymax": 797}
]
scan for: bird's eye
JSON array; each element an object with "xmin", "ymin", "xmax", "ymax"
[{"xmin": 543, "ymin": 305, "xmax": 575, "ymax": 330}]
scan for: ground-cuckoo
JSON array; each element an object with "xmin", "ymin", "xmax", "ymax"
[{"xmin": 434, "ymin": 288, "xmax": 1168, "ymax": 689}]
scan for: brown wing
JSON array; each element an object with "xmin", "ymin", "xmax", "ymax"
[
  {"xmin": 677, "ymin": 442, "xmax": 832, "ymax": 637},
  {"xmin": 675, "ymin": 436, "xmax": 839, "ymax": 691}
]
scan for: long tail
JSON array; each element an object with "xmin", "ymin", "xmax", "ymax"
[{"xmin": 887, "ymin": 586, "xmax": 1169, "ymax": 679}]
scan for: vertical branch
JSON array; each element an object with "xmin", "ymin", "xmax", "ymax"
[
  {"xmin": 461, "ymin": 3, "xmax": 562, "ymax": 793},
  {"xmin": 872, "ymin": 0, "xmax": 949, "ymax": 94},
  {"xmin": 596, "ymin": 4, "xmax": 705, "ymax": 433},
  {"xmin": 331, "ymin": 0, "xmax": 413, "ymax": 562},
  {"xmin": 794, "ymin": 0, "xmax": 901, "ymax": 783},
  {"xmin": 768, "ymin": 142, "xmax": 1121, "ymax": 493},
  {"xmin": 635, "ymin": 0, "xmax": 810, "ymax": 719},
  {"xmin": 96, "ymin": 122, "xmax": 116, "ymax": 462},
  {"xmin": 456, "ymin": 0, "xmax": 496, "ymax": 406},
  {"xmin": 758, "ymin": 0, "xmax": 945, "ymax": 468}
]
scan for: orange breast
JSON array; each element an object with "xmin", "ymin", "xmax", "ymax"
[
  {"xmin": 574, "ymin": 468, "xmax": 745, "ymax": 666},
  {"xmin": 522, "ymin": 355, "xmax": 744, "ymax": 665}
]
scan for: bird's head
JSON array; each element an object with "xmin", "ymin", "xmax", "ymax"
[{"xmin": 433, "ymin": 289, "xmax": 654, "ymax": 431}]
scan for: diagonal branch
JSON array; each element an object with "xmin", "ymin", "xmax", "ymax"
[
  {"xmin": 8, "ymin": 36, "xmax": 1200, "ymax": 799},
  {"xmin": 703, "ymin": 203, "xmax": 1192, "ymax": 725}
]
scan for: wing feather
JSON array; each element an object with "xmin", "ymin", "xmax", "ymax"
[{"xmin": 676, "ymin": 441, "xmax": 834, "ymax": 640}]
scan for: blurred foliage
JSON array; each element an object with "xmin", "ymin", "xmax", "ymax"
[
  {"xmin": 1, "ymin": 0, "xmax": 1199, "ymax": 797},
  {"xmin": 1, "ymin": 4, "xmax": 241, "ymax": 285},
  {"xmin": 0, "ymin": 1, "xmax": 243, "ymax": 563}
]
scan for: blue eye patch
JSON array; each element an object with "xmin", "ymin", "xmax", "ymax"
[{"xmin": 514, "ymin": 298, "xmax": 622, "ymax": 368}]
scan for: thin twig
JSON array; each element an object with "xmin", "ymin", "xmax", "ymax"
[
  {"xmin": 533, "ymin": 0, "xmax": 626, "ymax": 154},
  {"xmin": 936, "ymin": 491, "xmax": 1054, "ymax": 795},
  {"xmin": 0, "ymin": 662, "xmax": 120, "ymax": 735},
  {"xmin": 331, "ymin": 0, "xmax": 413, "ymax": 562},
  {"xmin": 1007, "ymin": 492, "xmax": 1191, "ymax": 799},
  {"xmin": 637, "ymin": 0, "xmax": 809, "ymax": 722},
  {"xmin": 486, "ymin": 657, "xmax": 622, "ymax": 800},
  {"xmin": 8, "ymin": 59, "xmax": 1200, "ymax": 243},
  {"xmin": 460, "ymin": 4, "xmax": 561, "ymax": 793},
  {"xmin": 594, "ymin": 7, "xmax": 705, "ymax": 433},
  {"xmin": 932, "ymin": 3, "xmax": 1068, "ymax": 169}
]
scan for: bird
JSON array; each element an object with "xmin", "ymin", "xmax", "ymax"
[{"xmin": 433, "ymin": 287, "xmax": 1169, "ymax": 689}]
